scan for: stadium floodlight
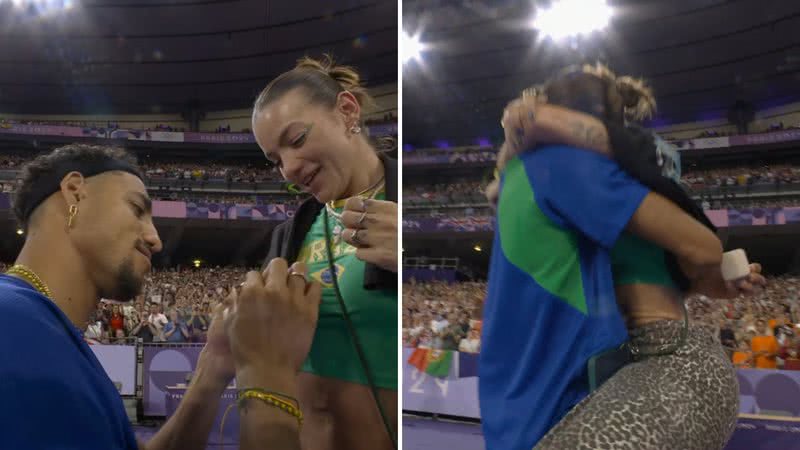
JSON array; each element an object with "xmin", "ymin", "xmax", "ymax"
[
  {"xmin": 473, "ymin": 245, "xmax": 482, "ymax": 252},
  {"xmin": 402, "ymin": 31, "xmax": 425, "ymax": 64},
  {"xmin": 532, "ymin": 0, "xmax": 613, "ymax": 41},
  {"xmin": 6, "ymin": 0, "xmax": 75, "ymax": 12}
]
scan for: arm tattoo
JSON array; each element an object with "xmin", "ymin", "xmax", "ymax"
[{"xmin": 567, "ymin": 118, "xmax": 605, "ymax": 149}]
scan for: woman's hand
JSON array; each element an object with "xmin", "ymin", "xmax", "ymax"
[
  {"xmin": 499, "ymin": 96, "xmax": 542, "ymax": 170},
  {"xmin": 725, "ymin": 263, "xmax": 767, "ymax": 297},
  {"xmin": 224, "ymin": 259, "xmax": 322, "ymax": 389},
  {"xmin": 339, "ymin": 198, "xmax": 398, "ymax": 272}
]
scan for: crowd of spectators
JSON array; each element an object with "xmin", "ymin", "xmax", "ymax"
[
  {"xmin": 139, "ymin": 159, "xmax": 280, "ymax": 183},
  {"xmin": 0, "ymin": 152, "xmax": 281, "ymax": 184},
  {"xmin": 84, "ymin": 266, "xmax": 252, "ymax": 345},
  {"xmin": 404, "ymin": 180, "xmax": 487, "ymax": 207},
  {"xmin": 403, "ymin": 163, "xmax": 800, "ymax": 214},
  {"xmin": 1, "ymin": 114, "xmax": 398, "ymax": 134},
  {"xmin": 147, "ymin": 190, "xmax": 304, "ymax": 206},
  {"xmin": 688, "ymin": 275, "xmax": 800, "ymax": 370},
  {"xmin": 403, "ymin": 275, "xmax": 800, "ymax": 370},
  {"xmin": 678, "ymin": 121, "xmax": 800, "ymax": 140},
  {"xmin": 0, "ymin": 261, "xmax": 253, "ymax": 345},
  {"xmin": 683, "ymin": 164, "xmax": 800, "ymax": 191},
  {"xmin": 364, "ymin": 112, "xmax": 397, "ymax": 126},
  {"xmin": 0, "ymin": 118, "xmax": 187, "ymax": 132},
  {"xmin": 403, "ymin": 280, "xmax": 485, "ymax": 353}
]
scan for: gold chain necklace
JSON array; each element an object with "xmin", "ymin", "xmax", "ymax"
[
  {"xmin": 5, "ymin": 264, "xmax": 53, "ymax": 299},
  {"xmin": 325, "ymin": 176, "xmax": 385, "ymax": 223}
]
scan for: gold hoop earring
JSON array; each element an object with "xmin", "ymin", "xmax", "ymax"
[{"xmin": 67, "ymin": 204, "xmax": 78, "ymax": 228}]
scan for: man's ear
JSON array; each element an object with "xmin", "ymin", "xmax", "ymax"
[{"xmin": 59, "ymin": 171, "xmax": 87, "ymax": 206}]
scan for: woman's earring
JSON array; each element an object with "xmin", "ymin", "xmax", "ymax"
[{"xmin": 350, "ymin": 124, "xmax": 361, "ymax": 135}]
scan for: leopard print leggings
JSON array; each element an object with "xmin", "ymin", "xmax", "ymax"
[{"xmin": 534, "ymin": 321, "xmax": 739, "ymax": 450}]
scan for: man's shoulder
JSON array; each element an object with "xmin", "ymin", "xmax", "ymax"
[
  {"xmin": 517, "ymin": 144, "xmax": 611, "ymax": 170},
  {"xmin": 0, "ymin": 279, "xmax": 59, "ymax": 328}
]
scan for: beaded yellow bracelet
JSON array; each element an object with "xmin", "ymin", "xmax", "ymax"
[{"xmin": 236, "ymin": 388, "xmax": 304, "ymax": 428}]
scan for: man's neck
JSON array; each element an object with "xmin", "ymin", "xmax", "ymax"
[{"xmin": 13, "ymin": 231, "xmax": 98, "ymax": 329}]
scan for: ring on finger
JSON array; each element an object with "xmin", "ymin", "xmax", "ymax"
[
  {"xmin": 357, "ymin": 210, "xmax": 368, "ymax": 226},
  {"xmin": 288, "ymin": 271, "xmax": 308, "ymax": 283},
  {"xmin": 351, "ymin": 229, "xmax": 363, "ymax": 246}
]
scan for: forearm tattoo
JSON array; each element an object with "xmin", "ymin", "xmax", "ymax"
[{"xmin": 567, "ymin": 118, "xmax": 606, "ymax": 149}]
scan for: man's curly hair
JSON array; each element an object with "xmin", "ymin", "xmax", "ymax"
[{"xmin": 13, "ymin": 144, "xmax": 141, "ymax": 231}]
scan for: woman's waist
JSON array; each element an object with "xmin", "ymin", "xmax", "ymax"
[{"xmin": 615, "ymin": 283, "xmax": 684, "ymax": 328}]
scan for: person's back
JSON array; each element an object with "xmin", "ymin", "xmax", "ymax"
[
  {"xmin": 480, "ymin": 144, "xmax": 648, "ymax": 450},
  {"xmin": 0, "ymin": 275, "xmax": 137, "ymax": 449}
]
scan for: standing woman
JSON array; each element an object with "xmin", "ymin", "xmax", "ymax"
[{"xmin": 252, "ymin": 55, "xmax": 397, "ymax": 450}]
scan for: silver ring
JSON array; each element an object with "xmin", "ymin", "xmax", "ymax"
[
  {"xmin": 351, "ymin": 229, "xmax": 363, "ymax": 246},
  {"xmin": 357, "ymin": 211, "xmax": 368, "ymax": 226}
]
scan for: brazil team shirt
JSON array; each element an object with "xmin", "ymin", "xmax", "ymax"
[
  {"xmin": 0, "ymin": 275, "xmax": 138, "ymax": 449},
  {"xmin": 479, "ymin": 145, "xmax": 650, "ymax": 450}
]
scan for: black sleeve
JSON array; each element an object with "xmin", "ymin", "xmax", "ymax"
[
  {"xmin": 604, "ymin": 122, "xmax": 717, "ymax": 292},
  {"xmin": 263, "ymin": 223, "xmax": 288, "ymax": 270}
]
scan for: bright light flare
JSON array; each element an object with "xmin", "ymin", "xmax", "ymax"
[
  {"xmin": 402, "ymin": 31, "xmax": 426, "ymax": 64},
  {"xmin": 4, "ymin": 0, "xmax": 75, "ymax": 13},
  {"xmin": 533, "ymin": 0, "xmax": 612, "ymax": 41}
]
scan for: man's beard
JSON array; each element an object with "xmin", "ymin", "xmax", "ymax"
[{"xmin": 98, "ymin": 257, "xmax": 142, "ymax": 302}]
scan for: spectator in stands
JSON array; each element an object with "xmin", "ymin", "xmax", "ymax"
[
  {"xmin": 163, "ymin": 308, "xmax": 189, "ymax": 343},
  {"xmin": 439, "ymin": 312, "xmax": 466, "ymax": 351},
  {"xmin": 187, "ymin": 304, "xmax": 209, "ymax": 343},
  {"xmin": 459, "ymin": 329, "xmax": 481, "ymax": 354},
  {"xmin": 719, "ymin": 318, "xmax": 736, "ymax": 354},
  {"xmin": 131, "ymin": 306, "xmax": 157, "ymax": 343},
  {"xmin": 751, "ymin": 319, "xmax": 779, "ymax": 369},
  {"xmin": 109, "ymin": 304, "xmax": 126, "ymax": 343},
  {"xmin": 781, "ymin": 337, "xmax": 800, "ymax": 370},
  {"xmin": 125, "ymin": 304, "xmax": 142, "ymax": 337},
  {"xmin": 732, "ymin": 340, "xmax": 753, "ymax": 369},
  {"xmin": 253, "ymin": 55, "xmax": 398, "ymax": 449},
  {"xmin": 148, "ymin": 303, "xmax": 168, "ymax": 342},
  {"xmin": 85, "ymin": 312, "xmax": 105, "ymax": 344}
]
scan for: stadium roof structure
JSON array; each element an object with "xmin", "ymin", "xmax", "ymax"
[
  {"xmin": 402, "ymin": 0, "xmax": 800, "ymax": 146},
  {"xmin": 0, "ymin": 0, "xmax": 397, "ymax": 114}
]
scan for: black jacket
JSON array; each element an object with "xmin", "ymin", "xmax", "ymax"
[
  {"xmin": 264, "ymin": 154, "xmax": 397, "ymax": 291},
  {"xmin": 605, "ymin": 122, "xmax": 717, "ymax": 292}
]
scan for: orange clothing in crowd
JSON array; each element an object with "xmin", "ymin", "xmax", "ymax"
[
  {"xmin": 732, "ymin": 351, "xmax": 752, "ymax": 368},
  {"xmin": 768, "ymin": 319, "xmax": 777, "ymax": 330},
  {"xmin": 751, "ymin": 335, "xmax": 779, "ymax": 369}
]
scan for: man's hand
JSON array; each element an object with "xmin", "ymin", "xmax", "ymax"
[{"xmin": 196, "ymin": 289, "xmax": 238, "ymax": 387}]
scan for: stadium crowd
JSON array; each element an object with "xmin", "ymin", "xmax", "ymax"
[
  {"xmin": 0, "ymin": 154, "xmax": 281, "ymax": 183},
  {"xmin": 0, "ymin": 262, "xmax": 253, "ymax": 345},
  {"xmin": 402, "ymin": 276, "xmax": 800, "ymax": 370},
  {"xmin": 89, "ymin": 265, "xmax": 254, "ymax": 345},
  {"xmin": 0, "ymin": 113, "xmax": 396, "ymax": 134}
]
